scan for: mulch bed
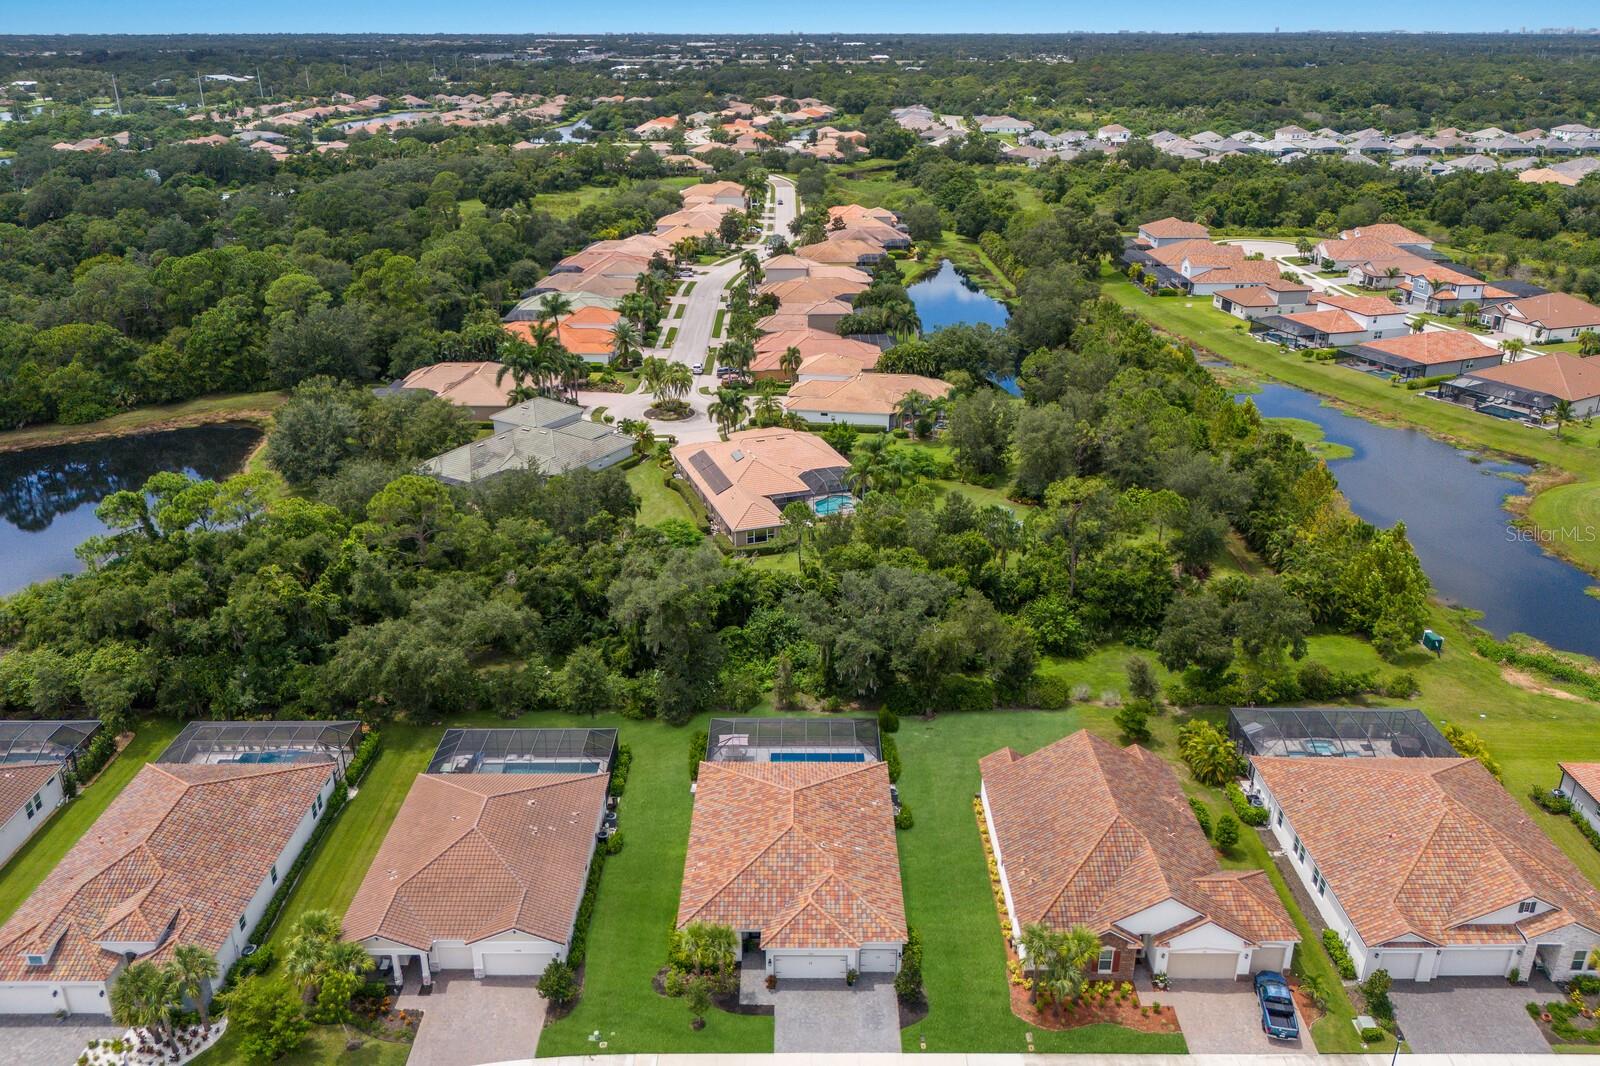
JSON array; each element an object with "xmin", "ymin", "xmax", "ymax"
[
  {"xmin": 898, "ymin": 998, "xmax": 929, "ymax": 1029},
  {"xmin": 1288, "ymin": 976, "xmax": 1326, "ymax": 1032}
]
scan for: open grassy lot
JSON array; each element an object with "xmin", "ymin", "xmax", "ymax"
[
  {"xmin": 626, "ymin": 460, "xmax": 695, "ymax": 527},
  {"xmin": 1100, "ymin": 269, "xmax": 1600, "ymax": 575},
  {"xmin": 0, "ymin": 718, "xmax": 184, "ymax": 924},
  {"xmin": 534, "ymin": 176, "xmax": 699, "ymax": 220},
  {"xmin": 0, "ymin": 391, "xmax": 287, "ymax": 454}
]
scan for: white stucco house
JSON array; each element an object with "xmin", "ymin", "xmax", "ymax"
[
  {"xmin": 343, "ymin": 728, "xmax": 615, "ymax": 982},
  {"xmin": 679, "ymin": 727, "xmax": 905, "ymax": 980},
  {"xmin": 1254, "ymin": 756, "xmax": 1600, "ymax": 983},
  {"xmin": 0, "ymin": 758, "xmax": 339, "ymax": 1014},
  {"xmin": 1559, "ymin": 764, "xmax": 1600, "ymax": 836},
  {"xmin": 0, "ymin": 720, "xmax": 102, "ymax": 870},
  {"xmin": 981, "ymin": 731, "xmax": 1297, "ymax": 982}
]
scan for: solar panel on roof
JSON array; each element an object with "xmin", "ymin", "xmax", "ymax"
[{"xmin": 689, "ymin": 450, "xmax": 732, "ymax": 494}]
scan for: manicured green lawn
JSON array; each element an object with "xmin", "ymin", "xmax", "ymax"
[
  {"xmin": 537, "ymin": 711, "xmax": 775, "ymax": 1056},
  {"xmin": 1100, "ymin": 269, "xmax": 1600, "ymax": 575},
  {"xmin": 194, "ymin": 1022, "xmax": 411, "ymax": 1065},
  {"xmin": 626, "ymin": 461, "xmax": 696, "ymax": 527},
  {"xmin": 535, "ymin": 177, "xmax": 698, "ymax": 220},
  {"xmin": 0, "ymin": 718, "xmax": 184, "ymax": 924},
  {"xmin": 264, "ymin": 724, "xmax": 442, "ymax": 948}
]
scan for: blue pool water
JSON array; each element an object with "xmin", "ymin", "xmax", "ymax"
[
  {"xmin": 811, "ymin": 494, "xmax": 855, "ymax": 517},
  {"xmin": 501, "ymin": 761, "xmax": 601, "ymax": 774},
  {"xmin": 232, "ymin": 751, "xmax": 302, "ymax": 764},
  {"xmin": 770, "ymin": 751, "xmax": 866, "ymax": 763},
  {"xmin": 1302, "ymin": 739, "xmax": 1339, "ymax": 756}
]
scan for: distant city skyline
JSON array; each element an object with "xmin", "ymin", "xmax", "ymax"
[{"xmin": 4, "ymin": 1, "xmax": 1596, "ymax": 37}]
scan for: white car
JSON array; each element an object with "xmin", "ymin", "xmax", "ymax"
[{"xmin": 691, "ymin": 361, "xmax": 705, "ymax": 374}]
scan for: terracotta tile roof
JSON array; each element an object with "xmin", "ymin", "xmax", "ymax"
[
  {"xmin": 1355, "ymin": 331, "xmax": 1498, "ymax": 366},
  {"xmin": 1314, "ymin": 236, "xmax": 1410, "ymax": 263},
  {"xmin": 1254, "ymin": 757, "xmax": 1600, "ymax": 947},
  {"xmin": 0, "ymin": 763, "xmax": 334, "ymax": 983},
  {"xmin": 399, "ymin": 361, "xmax": 514, "ymax": 410},
  {"xmin": 678, "ymin": 761, "xmax": 905, "ymax": 948},
  {"xmin": 343, "ymin": 772, "xmax": 607, "ymax": 950},
  {"xmin": 1146, "ymin": 240, "xmax": 1244, "ymax": 270},
  {"xmin": 671, "ymin": 429, "xmax": 850, "ymax": 533},
  {"xmin": 1496, "ymin": 292, "xmax": 1600, "ymax": 331},
  {"xmin": 1561, "ymin": 764, "xmax": 1600, "ymax": 803},
  {"xmin": 783, "ymin": 373, "xmax": 951, "ymax": 417},
  {"xmin": 982, "ymin": 731, "xmax": 1295, "ymax": 945},
  {"xmin": 680, "ymin": 180, "xmax": 746, "ymax": 202},
  {"xmin": 828, "ymin": 204, "xmax": 899, "ymax": 226},
  {"xmin": 795, "ymin": 239, "xmax": 884, "ymax": 265},
  {"xmin": 1460, "ymin": 353, "xmax": 1600, "ymax": 402},
  {"xmin": 752, "ymin": 331, "xmax": 882, "ymax": 375},
  {"xmin": 1282, "ymin": 309, "xmax": 1364, "ymax": 335},
  {"xmin": 1139, "ymin": 217, "xmax": 1210, "ymax": 239},
  {"xmin": 1312, "ymin": 293, "xmax": 1408, "ymax": 318},
  {"xmin": 761, "ymin": 258, "xmax": 871, "ymax": 285},
  {"xmin": 1339, "ymin": 224, "xmax": 1432, "ymax": 246},
  {"xmin": 504, "ymin": 308, "xmax": 621, "ymax": 359},
  {"xmin": 0, "ymin": 763, "xmax": 61, "ymax": 825},
  {"xmin": 1189, "ymin": 260, "xmax": 1284, "ymax": 286},
  {"xmin": 760, "ymin": 277, "xmax": 869, "ymax": 304}
]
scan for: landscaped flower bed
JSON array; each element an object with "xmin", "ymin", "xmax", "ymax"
[
  {"xmin": 1529, "ymin": 988, "xmax": 1600, "ymax": 1046},
  {"xmin": 79, "ymin": 1022, "xmax": 226, "ymax": 1066},
  {"xmin": 973, "ymin": 797, "xmax": 1181, "ymax": 1036}
]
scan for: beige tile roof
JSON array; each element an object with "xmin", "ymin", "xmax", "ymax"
[
  {"xmin": 982, "ymin": 731, "xmax": 1294, "ymax": 946},
  {"xmin": 1314, "ymin": 236, "xmax": 1410, "ymax": 263},
  {"xmin": 680, "ymin": 180, "xmax": 746, "ymax": 203},
  {"xmin": 1356, "ymin": 331, "xmax": 1498, "ymax": 366},
  {"xmin": 761, "ymin": 277, "xmax": 868, "ymax": 304},
  {"xmin": 1461, "ymin": 352, "xmax": 1600, "ymax": 402},
  {"xmin": 1255, "ymin": 757, "xmax": 1600, "ymax": 947},
  {"xmin": 678, "ymin": 761, "xmax": 905, "ymax": 948},
  {"xmin": 783, "ymin": 373, "xmax": 951, "ymax": 417},
  {"xmin": 1340, "ymin": 224, "xmax": 1432, "ymax": 246},
  {"xmin": 0, "ymin": 763, "xmax": 334, "ymax": 983},
  {"xmin": 671, "ymin": 429, "xmax": 850, "ymax": 533},
  {"xmin": 795, "ymin": 239, "xmax": 883, "ymax": 265},
  {"xmin": 400, "ymin": 361, "xmax": 515, "ymax": 410},
  {"xmin": 1147, "ymin": 240, "xmax": 1244, "ymax": 270},
  {"xmin": 1139, "ymin": 217, "xmax": 1210, "ymax": 239},
  {"xmin": 1189, "ymin": 260, "xmax": 1284, "ymax": 286},
  {"xmin": 752, "ymin": 330, "xmax": 882, "ymax": 376},
  {"xmin": 1497, "ymin": 292, "xmax": 1600, "ymax": 331},
  {"xmin": 828, "ymin": 204, "xmax": 899, "ymax": 226},
  {"xmin": 0, "ymin": 763, "xmax": 61, "ymax": 825},
  {"xmin": 1312, "ymin": 292, "xmax": 1407, "ymax": 318},
  {"xmin": 343, "ymin": 773, "xmax": 607, "ymax": 950},
  {"xmin": 1282, "ymin": 309, "xmax": 1364, "ymax": 335}
]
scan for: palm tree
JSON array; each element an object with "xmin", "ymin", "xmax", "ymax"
[
  {"xmin": 110, "ymin": 961, "xmax": 179, "ymax": 1050},
  {"xmin": 1019, "ymin": 923, "xmax": 1060, "ymax": 1005},
  {"xmin": 536, "ymin": 293, "xmax": 574, "ymax": 326},
  {"xmin": 752, "ymin": 378, "xmax": 783, "ymax": 425},
  {"xmin": 1550, "ymin": 398, "xmax": 1576, "ymax": 438},
  {"xmin": 894, "ymin": 389, "xmax": 931, "ymax": 429},
  {"xmin": 781, "ymin": 500, "xmax": 812, "ymax": 571},
  {"xmin": 708, "ymin": 388, "xmax": 747, "ymax": 439},
  {"xmin": 1579, "ymin": 330, "xmax": 1600, "ymax": 357},
  {"xmin": 661, "ymin": 361, "xmax": 692, "ymax": 403},
  {"xmin": 497, "ymin": 326, "xmax": 556, "ymax": 399},
  {"xmin": 779, "ymin": 344, "xmax": 803, "ymax": 379},
  {"xmin": 1045, "ymin": 926, "xmax": 1102, "ymax": 1021},
  {"xmin": 640, "ymin": 355, "xmax": 669, "ymax": 400},
  {"xmin": 283, "ymin": 908, "xmax": 342, "ymax": 1003},
  {"xmin": 610, "ymin": 317, "xmax": 643, "ymax": 370},
  {"xmin": 740, "ymin": 250, "xmax": 763, "ymax": 286},
  {"xmin": 847, "ymin": 433, "xmax": 901, "ymax": 496},
  {"xmin": 618, "ymin": 291, "xmax": 657, "ymax": 332},
  {"xmin": 168, "ymin": 944, "xmax": 219, "ymax": 1029},
  {"xmin": 1500, "ymin": 337, "xmax": 1527, "ymax": 361},
  {"xmin": 672, "ymin": 236, "xmax": 699, "ymax": 265},
  {"xmin": 719, "ymin": 338, "xmax": 755, "ymax": 376}
]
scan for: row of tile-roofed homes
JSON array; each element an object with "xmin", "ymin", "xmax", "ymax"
[
  {"xmin": 982, "ymin": 120, "xmax": 1600, "ymax": 176},
  {"xmin": 1124, "ymin": 216, "xmax": 1600, "ymax": 421},
  {"xmin": 13, "ymin": 712, "xmax": 1600, "ymax": 1014}
]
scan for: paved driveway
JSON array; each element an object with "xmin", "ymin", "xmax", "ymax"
[
  {"xmin": 400, "ymin": 974, "xmax": 545, "ymax": 1066},
  {"xmin": 743, "ymin": 966, "xmax": 899, "ymax": 1054},
  {"xmin": 0, "ymin": 1016, "xmax": 121, "ymax": 1066},
  {"xmin": 1391, "ymin": 976, "xmax": 1549, "ymax": 1054},
  {"xmin": 1157, "ymin": 978, "xmax": 1313, "ymax": 1055}
]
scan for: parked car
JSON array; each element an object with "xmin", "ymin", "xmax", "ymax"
[
  {"xmin": 691, "ymin": 361, "xmax": 705, "ymax": 374},
  {"xmin": 1254, "ymin": 971, "xmax": 1300, "ymax": 1041}
]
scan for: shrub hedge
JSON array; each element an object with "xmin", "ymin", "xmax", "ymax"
[{"xmin": 1322, "ymin": 929, "xmax": 1357, "ymax": 980}]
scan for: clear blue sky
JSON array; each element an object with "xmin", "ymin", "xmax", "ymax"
[{"xmin": 5, "ymin": 0, "xmax": 1579, "ymax": 35}]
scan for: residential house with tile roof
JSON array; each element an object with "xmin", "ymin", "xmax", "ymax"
[
  {"xmin": 0, "ymin": 722, "xmax": 101, "ymax": 871},
  {"xmin": 1559, "ymin": 764, "xmax": 1600, "ymax": 839},
  {"xmin": 1211, "ymin": 280, "xmax": 1313, "ymax": 321},
  {"xmin": 1440, "ymin": 353, "xmax": 1600, "ymax": 420},
  {"xmin": 396, "ymin": 361, "xmax": 516, "ymax": 419},
  {"xmin": 1341, "ymin": 330, "xmax": 1502, "ymax": 381},
  {"xmin": 420, "ymin": 397, "xmax": 633, "ymax": 486},
  {"xmin": 670, "ymin": 429, "xmax": 850, "ymax": 546},
  {"xmin": 678, "ymin": 758, "xmax": 906, "ymax": 978},
  {"xmin": 0, "ymin": 761, "xmax": 338, "ymax": 1013},
  {"xmin": 343, "ymin": 761, "xmax": 609, "ymax": 980},
  {"xmin": 981, "ymin": 731, "xmax": 1297, "ymax": 981},
  {"xmin": 782, "ymin": 372, "xmax": 951, "ymax": 429},
  {"xmin": 1253, "ymin": 756, "xmax": 1600, "ymax": 982},
  {"xmin": 1135, "ymin": 216, "xmax": 1210, "ymax": 248},
  {"xmin": 1251, "ymin": 294, "xmax": 1410, "ymax": 349},
  {"xmin": 1479, "ymin": 291, "xmax": 1600, "ymax": 344},
  {"xmin": 751, "ymin": 330, "xmax": 882, "ymax": 381}
]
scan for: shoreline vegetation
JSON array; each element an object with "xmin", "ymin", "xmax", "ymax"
[{"xmin": 0, "ymin": 391, "xmax": 287, "ymax": 454}]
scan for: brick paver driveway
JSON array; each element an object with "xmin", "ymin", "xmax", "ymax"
[
  {"xmin": 1154, "ymin": 978, "xmax": 1314, "ymax": 1054},
  {"xmin": 769, "ymin": 974, "xmax": 900, "ymax": 1053},
  {"xmin": 0, "ymin": 1016, "xmax": 121, "ymax": 1066},
  {"xmin": 400, "ymin": 973, "xmax": 545, "ymax": 1066},
  {"xmin": 1391, "ymin": 976, "xmax": 1550, "ymax": 1054}
]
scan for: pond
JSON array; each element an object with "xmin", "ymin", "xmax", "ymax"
[
  {"xmin": 1244, "ymin": 382, "xmax": 1600, "ymax": 657},
  {"xmin": 0, "ymin": 425, "xmax": 262, "ymax": 597},
  {"xmin": 332, "ymin": 109, "xmax": 433, "ymax": 131},
  {"xmin": 547, "ymin": 118, "xmax": 593, "ymax": 143},
  {"xmin": 907, "ymin": 260, "xmax": 1011, "ymax": 331}
]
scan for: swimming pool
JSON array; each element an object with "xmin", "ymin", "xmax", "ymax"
[
  {"xmin": 231, "ymin": 751, "xmax": 304, "ymax": 764},
  {"xmin": 770, "ymin": 751, "xmax": 866, "ymax": 763},
  {"xmin": 811, "ymin": 494, "xmax": 855, "ymax": 517},
  {"xmin": 1301, "ymin": 739, "xmax": 1339, "ymax": 756},
  {"xmin": 499, "ymin": 761, "xmax": 602, "ymax": 774}
]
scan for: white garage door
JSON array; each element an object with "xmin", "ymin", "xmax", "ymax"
[
  {"xmin": 858, "ymin": 948, "xmax": 899, "ymax": 973},
  {"xmin": 773, "ymin": 953, "xmax": 848, "ymax": 979},
  {"xmin": 1251, "ymin": 946, "xmax": 1288, "ymax": 974},
  {"xmin": 0, "ymin": 984, "xmax": 65, "ymax": 1013},
  {"xmin": 1166, "ymin": 952, "xmax": 1240, "ymax": 980},
  {"xmin": 480, "ymin": 952, "xmax": 553, "ymax": 976},
  {"xmin": 1437, "ymin": 949, "xmax": 1514, "ymax": 977},
  {"xmin": 1375, "ymin": 952, "xmax": 1423, "ymax": 980}
]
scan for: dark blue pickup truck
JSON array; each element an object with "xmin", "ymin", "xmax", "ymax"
[{"xmin": 1254, "ymin": 970, "xmax": 1300, "ymax": 1041}]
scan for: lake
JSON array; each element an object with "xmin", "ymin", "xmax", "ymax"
[
  {"xmin": 1246, "ymin": 382, "xmax": 1600, "ymax": 656},
  {"xmin": 333, "ymin": 109, "xmax": 433, "ymax": 131},
  {"xmin": 0, "ymin": 426, "xmax": 262, "ymax": 597},
  {"xmin": 907, "ymin": 260, "xmax": 1012, "ymax": 331}
]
